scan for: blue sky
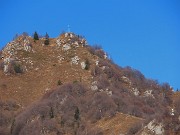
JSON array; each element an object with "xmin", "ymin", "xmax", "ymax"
[{"xmin": 0, "ymin": 0, "xmax": 179, "ymax": 90}]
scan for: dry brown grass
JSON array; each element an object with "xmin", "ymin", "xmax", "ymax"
[
  {"xmin": 93, "ymin": 112, "xmax": 144, "ymax": 135},
  {"xmin": 0, "ymin": 37, "xmax": 98, "ymax": 106}
]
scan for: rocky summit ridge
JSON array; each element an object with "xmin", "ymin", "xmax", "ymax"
[{"xmin": 0, "ymin": 32, "xmax": 102, "ymax": 104}]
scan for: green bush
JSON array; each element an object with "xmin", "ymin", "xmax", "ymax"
[
  {"xmin": 73, "ymin": 80, "xmax": 78, "ymax": 84},
  {"xmin": 85, "ymin": 59, "xmax": 90, "ymax": 70},
  {"xmin": 13, "ymin": 63, "xmax": 22, "ymax": 73},
  {"xmin": 57, "ymin": 80, "xmax": 62, "ymax": 85},
  {"xmin": 44, "ymin": 39, "xmax": 49, "ymax": 45}
]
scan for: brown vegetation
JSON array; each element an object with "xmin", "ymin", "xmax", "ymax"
[{"xmin": 0, "ymin": 32, "xmax": 179, "ymax": 135}]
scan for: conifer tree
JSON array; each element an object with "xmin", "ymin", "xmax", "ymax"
[
  {"xmin": 45, "ymin": 32, "xmax": 49, "ymax": 39},
  {"xmin": 85, "ymin": 59, "xmax": 90, "ymax": 70},
  {"xmin": 33, "ymin": 31, "xmax": 39, "ymax": 40},
  {"xmin": 49, "ymin": 107, "xmax": 54, "ymax": 118},
  {"xmin": 74, "ymin": 107, "xmax": 80, "ymax": 121},
  {"xmin": 44, "ymin": 32, "xmax": 49, "ymax": 45},
  {"xmin": 13, "ymin": 33, "xmax": 19, "ymax": 41}
]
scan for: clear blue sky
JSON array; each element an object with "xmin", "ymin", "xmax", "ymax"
[{"xmin": 0, "ymin": 0, "xmax": 179, "ymax": 90}]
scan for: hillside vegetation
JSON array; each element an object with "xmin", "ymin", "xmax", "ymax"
[{"xmin": 0, "ymin": 32, "xmax": 180, "ymax": 135}]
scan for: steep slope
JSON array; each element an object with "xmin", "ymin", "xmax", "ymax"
[
  {"xmin": 0, "ymin": 32, "xmax": 179, "ymax": 135},
  {"xmin": 9, "ymin": 83, "xmax": 144, "ymax": 135},
  {"xmin": 0, "ymin": 33, "xmax": 98, "ymax": 105}
]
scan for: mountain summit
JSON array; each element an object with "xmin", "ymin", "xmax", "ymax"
[{"xmin": 0, "ymin": 32, "xmax": 180, "ymax": 135}]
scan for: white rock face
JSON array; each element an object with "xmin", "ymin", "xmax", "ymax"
[
  {"xmin": 4, "ymin": 57, "xmax": 11, "ymax": 64},
  {"xmin": 144, "ymin": 90, "xmax": 154, "ymax": 98},
  {"xmin": 102, "ymin": 66, "xmax": 106, "ymax": 70},
  {"xmin": 95, "ymin": 60, "xmax": 99, "ymax": 66},
  {"xmin": 105, "ymin": 88, "xmax": 112, "ymax": 96},
  {"xmin": 104, "ymin": 52, "xmax": 108, "ymax": 59},
  {"xmin": 24, "ymin": 44, "xmax": 31, "ymax": 52},
  {"xmin": 45, "ymin": 88, "xmax": 50, "ymax": 93},
  {"xmin": 24, "ymin": 45, "xmax": 31, "ymax": 52},
  {"xmin": 1, "ymin": 36, "xmax": 33, "ymax": 74},
  {"xmin": 3, "ymin": 65, "xmax": 9, "ymax": 73},
  {"xmin": 70, "ymin": 33, "xmax": 74, "ymax": 38},
  {"xmin": 99, "ymin": 89, "xmax": 103, "ymax": 92},
  {"xmin": 74, "ymin": 41, "xmax": 79, "ymax": 47},
  {"xmin": 81, "ymin": 62, "xmax": 86, "ymax": 69},
  {"xmin": 57, "ymin": 55, "xmax": 64, "ymax": 63},
  {"xmin": 56, "ymin": 39, "xmax": 61, "ymax": 46},
  {"xmin": 132, "ymin": 87, "xmax": 140, "ymax": 96},
  {"xmin": 27, "ymin": 116, "xmax": 40, "ymax": 124},
  {"xmin": 62, "ymin": 44, "xmax": 71, "ymax": 51},
  {"xmin": 3, "ymin": 57, "xmax": 11, "ymax": 73},
  {"xmin": 91, "ymin": 81, "xmax": 98, "ymax": 91},
  {"xmin": 23, "ymin": 38, "xmax": 31, "ymax": 52},
  {"xmin": 99, "ymin": 88, "xmax": 112, "ymax": 96},
  {"xmin": 91, "ymin": 85, "xmax": 98, "ymax": 91},
  {"xmin": 142, "ymin": 120, "xmax": 164, "ymax": 135},
  {"xmin": 107, "ymin": 91, "xmax": 112, "ymax": 96},
  {"xmin": 71, "ymin": 56, "xmax": 80, "ymax": 65},
  {"xmin": 80, "ymin": 39, "xmax": 88, "ymax": 47},
  {"xmin": 65, "ymin": 33, "xmax": 68, "ymax": 37},
  {"xmin": 121, "ymin": 76, "xmax": 131, "ymax": 85},
  {"xmin": 60, "ymin": 95, "xmax": 67, "ymax": 105},
  {"xmin": 91, "ymin": 82, "xmax": 112, "ymax": 96},
  {"xmin": 170, "ymin": 108, "xmax": 175, "ymax": 116},
  {"xmin": 121, "ymin": 76, "xmax": 140, "ymax": 96}
]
